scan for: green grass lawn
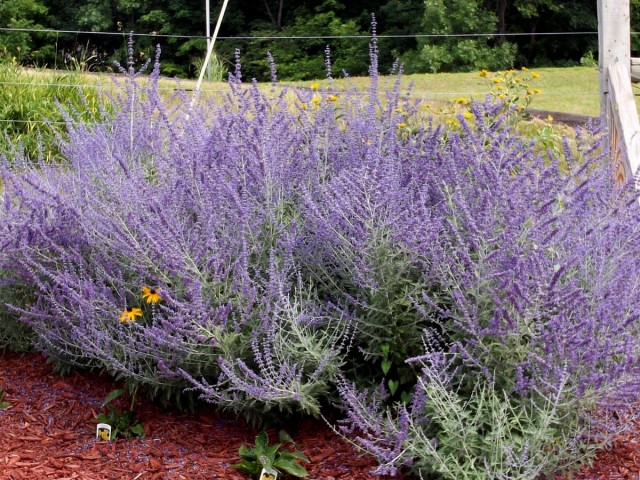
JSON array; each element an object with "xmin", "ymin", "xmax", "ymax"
[
  {"xmin": 285, "ymin": 66, "xmax": 604, "ymax": 117},
  {"xmin": 5, "ymin": 64, "xmax": 637, "ymax": 118}
]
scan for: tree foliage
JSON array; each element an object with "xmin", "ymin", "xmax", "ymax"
[{"xmin": 0, "ymin": 0, "xmax": 633, "ymax": 78}]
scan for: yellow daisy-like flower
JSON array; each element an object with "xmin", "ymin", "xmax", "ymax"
[
  {"xmin": 454, "ymin": 97, "xmax": 470, "ymax": 105},
  {"xmin": 120, "ymin": 306, "xmax": 142, "ymax": 323},
  {"xmin": 327, "ymin": 94, "xmax": 338, "ymax": 102},
  {"xmin": 396, "ymin": 122, "xmax": 408, "ymax": 129},
  {"xmin": 546, "ymin": 115, "xmax": 554, "ymax": 122},
  {"xmin": 531, "ymin": 72, "xmax": 540, "ymax": 78},
  {"xmin": 521, "ymin": 66, "xmax": 529, "ymax": 71},
  {"xmin": 533, "ymin": 88, "xmax": 542, "ymax": 94},
  {"xmin": 394, "ymin": 107, "xmax": 404, "ymax": 113},
  {"xmin": 142, "ymin": 286, "xmax": 162, "ymax": 304},
  {"xmin": 479, "ymin": 69, "xmax": 489, "ymax": 77},
  {"xmin": 300, "ymin": 103, "xmax": 308, "ymax": 110},
  {"xmin": 312, "ymin": 96, "xmax": 321, "ymax": 104},
  {"xmin": 514, "ymin": 77, "xmax": 522, "ymax": 83},
  {"xmin": 463, "ymin": 111, "xmax": 473, "ymax": 119},
  {"xmin": 492, "ymin": 77, "xmax": 503, "ymax": 83},
  {"xmin": 498, "ymin": 93, "xmax": 507, "ymax": 100},
  {"xmin": 311, "ymin": 82, "xmax": 320, "ymax": 91}
]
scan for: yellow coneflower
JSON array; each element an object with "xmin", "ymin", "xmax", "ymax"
[
  {"xmin": 479, "ymin": 69, "xmax": 489, "ymax": 77},
  {"xmin": 327, "ymin": 94, "xmax": 338, "ymax": 102},
  {"xmin": 312, "ymin": 96, "xmax": 321, "ymax": 105},
  {"xmin": 311, "ymin": 82, "xmax": 320, "ymax": 91},
  {"xmin": 463, "ymin": 111, "xmax": 473, "ymax": 120},
  {"xmin": 120, "ymin": 307, "xmax": 142, "ymax": 323},
  {"xmin": 142, "ymin": 286, "xmax": 162, "ymax": 304}
]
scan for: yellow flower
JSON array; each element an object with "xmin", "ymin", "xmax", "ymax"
[
  {"xmin": 514, "ymin": 77, "xmax": 522, "ymax": 83},
  {"xmin": 300, "ymin": 103, "xmax": 308, "ymax": 110},
  {"xmin": 546, "ymin": 115, "xmax": 554, "ymax": 122},
  {"xmin": 531, "ymin": 72, "xmax": 540, "ymax": 78},
  {"xmin": 142, "ymin": 286, "xmax": 162, "ymax": 304},
  {"xmin": 396, "ymin": 122, "xmax": 408, "ymax": 129},
  {"xmin": 312, "ymin": 96, "xmax": 321, "ymax": 104},
  {"xmin": 394, "ymin": 107, "xmax": 404, "ymax": 113},
  {"xmin": 311, "ymin": 82, "xmax": 320, "ymax": 91},
  {"xmin": 327, "ymin": 94, "xmax": 338, "ymax": 102},
  {"xmin": 521, "ymin": 66, "xmax": 529, "ymax": 71},
  {"xmin": 533, "ymin": 88, "xmax": 542, "ymax": 94},
  {"xmin": 526, "ymin": 89, "xmax": 534, "ymax": 95},
  {"xmin": 492, "ymin": 77, "xmax": 503, "ymax": 83},
  {"xmin": 463, "ymin": 111, "xmax": 473, "ymax": 119},
  {"xmin": 120, "ymin": 306, "xmax": 142, "ymax": 323},
  {"xmin": 498, "ymin": 93, "xmax": 507, "ymax": 100},
  {"xmin": 479, "ymin": 69, "xmax": 489, "ymax": 77},
  {"xmin": 454, "ymin": 97, "xmax": 470, "ymax": 105}
]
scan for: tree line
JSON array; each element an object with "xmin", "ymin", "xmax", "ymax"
[{"xmin": 1, "ymin": 0, "xmax": 638, "ymax": 80}]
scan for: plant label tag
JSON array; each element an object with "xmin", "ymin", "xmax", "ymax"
[
  {"xmin": 260, "ymin": 467, "xmax": 278, "ymax": 480},
  {"xmin": 96, "ymin": 423, "xmax": 112, "ymax": 441}
]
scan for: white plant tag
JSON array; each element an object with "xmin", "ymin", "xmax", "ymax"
[
  {"xmin": 260, "ymin": 467, "xmax": 278, "ymax": 480},
  {"xmin": 96, "ymin": 423, "xmax": 112, "ymax": 441}
]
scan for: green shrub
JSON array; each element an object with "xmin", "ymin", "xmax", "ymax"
[{"xmin": 0, "ymin": 61, "xmax": 106, "ymax": 162}]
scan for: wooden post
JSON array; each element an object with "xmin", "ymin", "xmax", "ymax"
[
  {"xmin": 597, "ymin": 0, "xmax": 640, "ymax": 186},
  {"xmin": 598, "ymin": 0, "xmax": 631, "ymax": 120}
]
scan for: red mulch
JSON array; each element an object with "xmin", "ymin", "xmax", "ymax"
[
  {"xmin": 0, "ymin": 351, "xmax": 392, "ymax": 480},
  {"xmin": 1, "ymin": 351, "xmax": 638, "ymax": 480}
]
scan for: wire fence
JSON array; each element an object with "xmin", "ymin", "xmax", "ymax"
[
  {"xmin": 0, "ymin": 26, "xmax": 609, "ymax": 40},
  {"xmin": 0, "ymin": 26, "xmax": 619, "ymax": 127}
]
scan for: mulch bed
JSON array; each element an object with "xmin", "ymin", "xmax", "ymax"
[
  {"xmin": 1, "ymin": 350, "xmax": 639, "ymax": 479},
  {"xmin": 0, "ymin": 351, "xmax": 389, "ymax": 480}
]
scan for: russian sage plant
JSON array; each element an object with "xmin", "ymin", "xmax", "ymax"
[{"xmin": 2, "ymin": 34, "xmax": 640, "ymax": 479}]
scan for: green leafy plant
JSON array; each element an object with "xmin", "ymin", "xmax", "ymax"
[
  {"xmin": 95, "ymin": 382, "xmax": 144, "ymax": 439},
  {"xmin": 234, "ymin": 430, "xmax": 310, "ymax": 478},
  {"xmin": 0, "ymin": 387, "xmax": 12, "ymax": 409},
  {"xmin": 480, "ymin": 67, "xmax": 542, "ymax": 121}
]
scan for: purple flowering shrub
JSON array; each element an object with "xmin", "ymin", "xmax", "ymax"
[
  {"xmin": 2, "ymin": 38, "xmax": 640, "ymax": 477},
  {"xmin": 334, "ymin": 115, "xmax": 640, "ymax": 477},
  {"xmin": 0, "ymin": 51, "xmax": 348, "ymax": 416}
]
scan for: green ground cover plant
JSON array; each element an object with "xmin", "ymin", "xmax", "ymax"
[
  {"xmin": 2, "ymin": 37, "xmax": 640, "ymax": 479},
  {"xmin": 233, "ymin": 430, "xmax": 309, "ymax": 478}
]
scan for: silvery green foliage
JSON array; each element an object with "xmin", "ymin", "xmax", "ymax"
[{"xmin": 2, "ymin": 37, "xmax": 640, "ymax": 478}]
